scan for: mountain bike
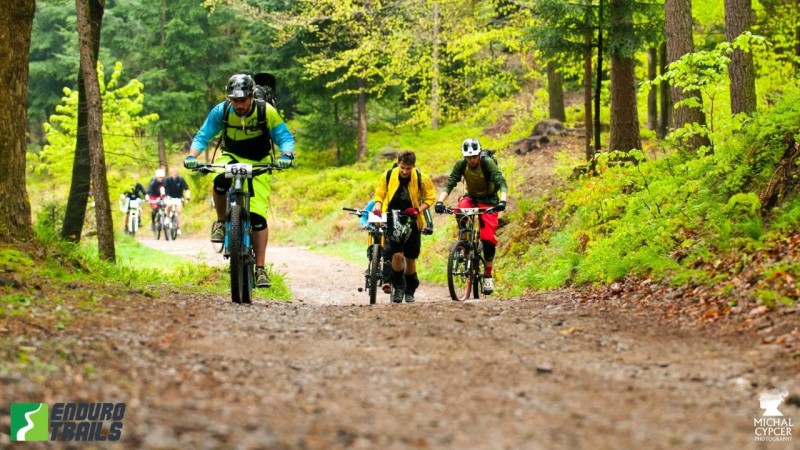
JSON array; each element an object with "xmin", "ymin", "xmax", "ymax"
[
  {"xmin": 191, "ymin": 162, "xmax": 285, "ymax": 304},
  {"xmin": 442, "ymin": 205, "xmax": 497, "ymax": 301},
  {"xmin": 343, "ymin": 207, "xmax": 390, "ymax": 305},
  {"xmin": 125, "ymin": 197, "xmax": 142, "ymax": 236},
  {"xmin": 152, "ymin": 197, "xmax": 169, "ymax": 240},
  {"xmin": 163, "ymin": 197, "xmax": 181, "ymax": 240}
]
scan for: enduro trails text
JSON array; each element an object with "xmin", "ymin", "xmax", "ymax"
[{"xmin": 50, "ymin": 402, "xmax": 125, "ymax": 441}]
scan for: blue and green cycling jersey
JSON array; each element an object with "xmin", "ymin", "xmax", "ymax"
[{"xmin": 191, "ymin": 100, "xmax": 295, "ymax": 161}]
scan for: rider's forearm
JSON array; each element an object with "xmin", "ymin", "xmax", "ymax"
[{"xmin": 437, "ymin": 192, "xmax": 449, "ymax": 203}]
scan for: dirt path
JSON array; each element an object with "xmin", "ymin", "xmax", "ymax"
[
  {"xmin": 2, "ymin": 238, "xmax": 798, "ymax": 449},
  {"xmin": 137, "ymin": 236, "xmax": 450, "ymax": 304}
]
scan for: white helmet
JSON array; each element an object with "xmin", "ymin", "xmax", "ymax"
[
  {"xmin": 155, "ymin": 168, "xmax": 166, "ymax": 178},
  {"xmin": 461, "ymin": 138, "xmax": 481, "ymax": 157}
]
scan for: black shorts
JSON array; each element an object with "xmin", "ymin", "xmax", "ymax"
[{"xmin": 385, "ymin": 227, "xmax": 421, "ymax": 260}]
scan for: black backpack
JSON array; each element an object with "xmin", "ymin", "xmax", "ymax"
[
  {"xmin": 253, "ymin": 72, "xmax": 277, "ymax": 108},
  {"xmin": 210, "ymin": 72, "xmax": 279, "ymax": 161},
  {"xmin": 220, "ymin": 99, "xmax": 274, "ymax": 158},
  {"xmin": 458, "ymin": 149, "xmax": 498, "ymax": 192}
]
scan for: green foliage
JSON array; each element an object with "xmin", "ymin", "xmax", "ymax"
[
  {"xmin": 512, "ymin": 91, "xmax": 800, "ymax": 287},
  {"xmin": 32, "ymin": 61, "xmax": 159, "ymax": 191}
]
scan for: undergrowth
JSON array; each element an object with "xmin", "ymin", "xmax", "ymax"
[{"xmin": 505, "ymin": 92, "xmax": 800, "ymax": 301}]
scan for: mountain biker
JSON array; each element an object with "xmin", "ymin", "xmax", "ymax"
[
  {"xmin": 372, "ymin": 151, "xmax": 435, "ymax": 303},
  {"xmin": 183, "ymin": 73, "xmax": 295, "ymax": 288},
  {"xmin": 434, "ymin": 138, "xmax": 508, "ymax": 295},
  {"xmin": 163, "ymin": 167, "xmax": 191, "ymax": 236},
  {"xmin": 122, "ymin": 181, "xmax": 146, "ymax": 231},
  {"xmin": 147, "ymin": 168, "xmax": 167, "ymax": 230}
]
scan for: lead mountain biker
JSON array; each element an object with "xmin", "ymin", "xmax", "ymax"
[
  {"xmin": 146, "ymin": 168, "xmax": 167, "ymax": 231},
  {"xmin": 163, "ymin": 167, "xmax": 191, "ymax": 236},
  {"xmin": 183, "ymin": 73, "xmax": 295, "ymax": 288},
  {"xmin": 372, "ymin": 151, "xmax": 436, "ymax": 303},
  {"xmin": 434, "ymin": 138, "xmax": 508, "ymax": 295}
]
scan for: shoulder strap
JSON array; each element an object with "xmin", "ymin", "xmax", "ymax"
[
  {"xmin": 256, "ymin": 99, "xmax": 275, "ymax": 157},
  {"xmin": 222, "ymin": 100, "xmax": 232, "ymax": 129}
]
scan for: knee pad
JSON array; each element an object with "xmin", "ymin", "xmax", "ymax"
[
  {"xmin": 482, "ymin": 241, "xmax": 496, "ymax": 261},
  {"xmin": 213, "ymin": 174, "xmax": 232, "ymax": 195},
  {"xmin": 251, "ymin": 213, "xmax": 268, "ymax": 231}
]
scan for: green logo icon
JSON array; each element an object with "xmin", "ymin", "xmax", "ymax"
[{"xmin": 10, "ymin": 403, "xmax": 49, "ymax": 441}]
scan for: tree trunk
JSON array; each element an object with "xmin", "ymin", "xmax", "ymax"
[
  {"xmin": 158, "ymin": 0, "xmax": 168, "ymax": 169},
  {"xmin": 356, "ymin": 79, "xmax": 368, "ymax": 162},
  {"xmin": 431, "ymin": 2, "xmax": 440, "ymax": 130},
  {"xmin": 76, "ymin": 0, "xmax": 115, "ymax": 262},
  {"xmin": 62, "ymin": 0, "xmax": 104, "ymax": 242},
  {"xmin": 547, "ymin": 62, "xmax": 566, "ymax": 122},
  {"xmin": 608, "ymin": 0, "xmax": 641, "ymax": 153},
  {"xmin": 646, "ymin": 47, "xmax": 658, "ymax": 130},
  {"xmin": 0, "ymin": 1, "xmax": 35, "ymax": 242},
  {"xmin": 658, "ymin": 42, "xmax": 672, "ymax": 139},
  {"xmin": 594, "ymin": 1, "xmax": 603, "ymax": 154},
  {"xmin": 665, "ymin": 0, "xmax": 711, "ymax": 151},
  {"xmin": 725, "ymin": 0, "xmax": 757, "ymax": 115},
  {"xmin": 584, "ymin": 1, "xmax": 594, "ymax": 161}
]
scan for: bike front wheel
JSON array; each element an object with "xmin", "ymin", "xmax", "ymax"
[
  {"xmin": 169, "ymin": 214, "xmax": 178, "ymax": 240},
  {"xmin": 228, "ymin": 203, "xmax": 252, "ymax": 304},
  {"xmin": 447, "ymin": 241, "xmax": 472, "ymax": 301},
  {"xmin": 368, "ymin": 243, "xmax": 381, "ymax": 305}
]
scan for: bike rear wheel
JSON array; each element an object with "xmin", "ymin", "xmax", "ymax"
[
  {"xmin": 471, "ymin": 253, "xmax": 485, "ymax": 299},
  {"xmin": 228, "ymin": 203, "xmax": 252, "ymax": 304},
  {"xmin": 169, "ymin": 214, "xmax": 178, "ymax": 240},
  {"xmin": 447, "ymin": 241, "xmax": 472, "ymax": 301},
  {"xmin": 154, "ymin": 213, "xmax": 163, "ymax": 240},
  {"xmin": 368, "ymin": 243, "xmax": 381, "ymax": 305}
]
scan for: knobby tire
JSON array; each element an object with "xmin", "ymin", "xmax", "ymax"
[
  {"xmin": 229, "ymin": 203, "xmax": 249, "ymax": 304},
  {"xmin": 169, "ymin": 214, "xmax": 178, "ymax": 240},
  {"xmin": 368, "ymin": 243, "xmax": 381, "ymax": 305},
  {"xmin": 447, "ymin": 241, "xmax": 471, "ymax": 301},
  {"xmin": 472, "ymin": 253, "xmax": 485, "ymax": 299}
]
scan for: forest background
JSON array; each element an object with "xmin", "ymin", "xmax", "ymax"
[{"xmin": 4, "ymin": 0, "xmax": 800, "ymax": 313}]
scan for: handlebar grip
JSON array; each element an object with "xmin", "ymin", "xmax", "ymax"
[{"xmin": 343, "ymin": 207, "xmax": 358, "ymax": 212}]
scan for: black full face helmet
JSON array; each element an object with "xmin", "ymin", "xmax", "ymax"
[{"xmin": 226, "ymin": 74, "xmax": 255, "ymax": 98}]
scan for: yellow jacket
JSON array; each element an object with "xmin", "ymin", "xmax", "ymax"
[{"xmin": 374, "ymin": 167, "xmax": 436, "ymax": 230}]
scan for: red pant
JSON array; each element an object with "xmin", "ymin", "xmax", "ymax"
[{"xmin": 457, "ymin": 197, "xmax": 498, "ymax": 245}]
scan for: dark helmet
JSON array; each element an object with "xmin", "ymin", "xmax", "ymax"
[{"xmin": 226, "ymin": 74, "xmax": 255, "ymax": 98}]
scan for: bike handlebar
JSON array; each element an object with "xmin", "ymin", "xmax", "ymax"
[
  {"xmin": 442, "ymin": 206, "xmax": 497, "ymax": 215},
  {"xmin": 190, "ymin": 162, "xmax": 286, "ymax": 176}
]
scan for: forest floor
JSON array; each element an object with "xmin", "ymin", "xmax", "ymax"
[
  {"xmin": 1, "ymin": 237, "xmax": 799, "ymax": 449},
  {"xmin": 2, "ymin": 134, "xmax": 800, "ymax": 449}
]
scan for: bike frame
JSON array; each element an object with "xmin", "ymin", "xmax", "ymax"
[
  {"xmin": 194, "ymin": 162, "xmax": 282, "ymax": 304},
  {"xmin": 344, "ymin": 207, "xmax": 389, "ymax": 304},
  {"xmin": 444, "ymin": 205, "xmax": 495, "ymax": 301},
  {"xmin": 126, "ymin": 198, "xmax": 141, "ymax": 235}
]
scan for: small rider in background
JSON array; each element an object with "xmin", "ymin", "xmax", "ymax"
[
  {"xmin": 163, "ymin": 167, "xmax": 190, "ymax": 235},
  {"xmin": 122, "ymin": 180, "xmax": 147, "ymax": 230},
  {"xmin": 434, "ymin": 138, "xmax": 508, "ymax": 295},
  {"xmin": 147, "ymin": 168, "xmax": 167, "ymax": 230},
  {"xmin": 372, "ymin": 151, "xmax": 435, "ymax": 303}
]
